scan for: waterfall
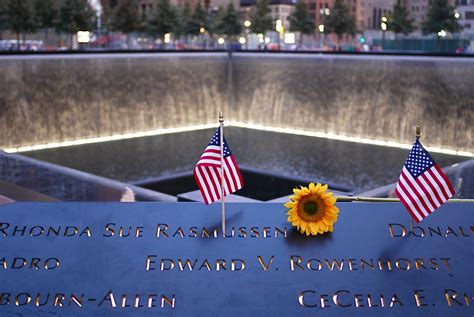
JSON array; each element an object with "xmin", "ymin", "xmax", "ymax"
[{"xmin": 0, "ymin": 53, "xmax": 472, "ymax": 153}]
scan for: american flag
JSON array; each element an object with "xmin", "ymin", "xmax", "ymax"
[
  {"xmin": 194, "ymin": 128, "xmax": 243, "ymax": 205},
  {"xmin": 395, "ymin": 138, "xmax": 455, "ymax": 222}
]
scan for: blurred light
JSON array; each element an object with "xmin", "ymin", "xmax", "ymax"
[
  {"xmin": 164, "ymin": 33, "xmax": 171, "ymax": 43},
  {"xmin": 265, "ymin": 37, "xmax": 271, "ymax": 44},
  {"xmin": 454, "ymin": 11, "xmax": 460, "ymax": 19},
  {"xmin": 381, "ymin": 22, "xmax": 387, "ymax": 31},
  {"xmin": 218, "ymin": 37, "xmax": 225, "ymax": 44},
  {"xmin": 3, "ymin": 124, "xmax": 218, "ymax": 154},
  {"xmin": 284, "ymin": 33, "xmax": 296, "ymax": 44},
  {"xmin": 275, "ymin": 19, "xmax": 283, "ymax": 32},
  {"xmin": 239, "ymin": 37, "xmax": 246, "ymax": 44},
  {"xmin": 77, "ymin": 31, "xmax": 90, "ymax": 43},
  {"xmin": 320, "ymin": 8, "xmax": 330, "ymax": 15},
  {"xmin": 437, "ymin": 29, "xmax": 447, "ymax": 37},
  {"xmin": 359, "ymin": 36, "xmax": 365, "ymax": 43},
  {"xmin": 318, "ymin": 24, "xmax": 325, "ymax": 33},
  {"xmin": 381, "ymin": 16, "xmax": 388, "ymax": 22},
  {"xmin": 199, "ymin": 27, "xmax": 206, "ymax": 33},
  {"xmin": 244, "ymin": 20, "xmax": 252, "ymax": 28},
  {"xmin": 258, "ymin": 33, "xmax": 264, "ymax": 43}
]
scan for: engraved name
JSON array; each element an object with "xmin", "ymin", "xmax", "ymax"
[
  {"xmin": 388, "ymin": 224, "xmax": 473, "ymax": 238},
  {"xmin": 0, "ymin": 223, "xmax": 91, "ymax": 238},
  {"xmin": 154, "ymin": 224, "xmax": 288, "ymax": 238}
]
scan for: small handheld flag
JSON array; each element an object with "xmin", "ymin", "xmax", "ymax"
[
  {"xmin": 395, "ymin": 137, "xmax": 455, "ymax": 223},
  {"xmin": 194, "ymin": 127, "xmax": 243, "ymax": 205}
]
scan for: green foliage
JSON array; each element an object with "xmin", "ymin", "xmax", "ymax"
[
  {"xmin": 0, "ymin": 0, "xmax": 7, "ymax": 32},
  {"xmin": 111, "ymin": 0, "xmax": 139, "ymax": 34},
  {"xmin": 389, "ymin": 0, "xmax": 415, "ymax": 36},
  {"xmin": 289, "ymin": 1, "xmax": 314, "ymax": 35},
  {"xmin": 56, "ymin": 0, "xmax": 95, "ymax": 34},
  {"xmin": 176, "ymin": 3, "xmax": 192, "ymax": 37},
  {"xmin": 188, "ymin": 2, "xmax": 207, "ymax": 35},
  {"xmin": 100, "ymin": 0, "xmax": 112, "ymax": 31},
  {"xmin": 5, "ymin": 0, "xmax": 36, "ymax": 34},
  {"xmin": 250, "ymin": 0, "xmax": 272, "ymax": 34},
  {"xmin": 421, "ymin": 0, "xmax": 461, "ymax": 36},
  {"xmin": 137, "ymin": 9, "xmax": 148, "ymax": 34},
  {"xmin": 33, "ymin": 0, "xmax": 59, "ymax": 29},
  {"xmin": 148, "ymin": 0, "xmax": 178, "ymax": 36},
  {"xmin": 207, "ymin": 6, "xmax": 224, "ymax": 35},
  {"xmin": 219, "ymin": 3, "xmax": 241, "ymax": 36},
  {"xmin": 324, "ymin": 0, "xmax": 356, "ymax": 37}
]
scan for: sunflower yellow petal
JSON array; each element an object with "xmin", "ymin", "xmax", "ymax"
[
  {"xmin": 285, "ymin": 182, "xmax": 338, "ymax": 236},
  {"xmin": 284, "ymin": 201, "xmax": 295, "ymax": 208},
  {"xmin": 307, "ymin": 223, "xmax": 315, "ymax": 235},
  {"xmin": 293, "ymin": 188, "xmax": 302, "ymax": 195}
]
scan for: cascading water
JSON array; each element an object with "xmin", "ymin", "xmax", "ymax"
[
  {"xmin": 231, "ymin": 54, "xmax": 473, "ymax": 153},
  {"xmin": 0, "ymin": 53, "xmax": 472, "ymax": 153}
]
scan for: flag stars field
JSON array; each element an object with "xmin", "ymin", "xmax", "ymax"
[
  {"xmin": 395, "ymin": 138, "xmax": 455, "ymax": 223},
  {"xmin": 194, "ymin": 128, "xmax": 243, "ymax": 205}
]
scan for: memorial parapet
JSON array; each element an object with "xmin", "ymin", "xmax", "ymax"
[{"xmin": 0, "ymin": 202, "xmax": 472, "ymax": 316}]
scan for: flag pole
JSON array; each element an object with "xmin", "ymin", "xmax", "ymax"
[
  {"xmin": 410, "ymin": 125, "xmax": 422, "ymax": 233},
  {"xmin": 219, "ymin": 111, "xmax": 226, "ymax": 236}
]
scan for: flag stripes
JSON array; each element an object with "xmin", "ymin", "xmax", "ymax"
[
  {"xmin": 194, "ymin": 129, "xmax": 243, "ymax": 205},
  {"xmin": 395, "ymin": 165, "xmax": 455, "ymax": 222}
]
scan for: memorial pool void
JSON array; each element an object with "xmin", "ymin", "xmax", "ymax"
[{"xmin": 0, "ymin": 52, "xmax": 472, "ymax": 201}]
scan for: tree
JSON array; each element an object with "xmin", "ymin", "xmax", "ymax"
[
  {"xmin": 289, "ymin": 1, "xmax": 314, "ymax": 47},
  {"xmin": 220, "ymin": 3, "xmax": 241, "ymax": 39},
  {"xmin": 250, "ymin": 0, "xmax": 272, "ymax": 36},
  {"xmin": 176, "ymin": 3, "xmax": 192, "ymax": 41},
  {"xmin": 111, "ymin": 0, "xmax": 139, "ymax": 47},
  {"xmin": 33, "ymin": 0, "xmax": 59, "ymax": 41},
  {"xmin": 189, "ymin": 2, "xmax": 207, "ymax": 36},
  {"xmin": 57, "ymin": 0, "xmax": 95, "ymax": 48},
  {"xmin": 324, "ymin": 0, "xmax": 356, "ymax": 47},
  {"xmin": 100, "ymin": 0, "xmax": 113, "ymax": 32},
  {"xmin": 0, "ymin": 0, "xmax": 7, "ymax": 40},
  {"xmin": 137, "ymin": 9, "xmax": 148, "ymax": 34},
  {"xmin": 5, "ymin": 0, "xmax": 36, "ymax": 49},
  {"xmin": 148, "ymin": 0, "xmax": 178, "ymax": 48},
  {"xmin": 389, "ymin": 0, "xmax": 415, "ymax": 38},
  {"xmin": 207, "ymin": 5, "xmax": 223, "ymax": 39},
  {"xmin": 209, "ymin": 4, "xmax": 240, "ymax": 49},
  {"xmin": 422, "ymin": 0, "xmax": 461, "ymax": 37}
]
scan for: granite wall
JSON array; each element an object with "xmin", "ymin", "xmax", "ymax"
[
  {"xmin": 0, "ymin": 53, "xmax": 229, "ymax": 148},
  {"xmin": 0, "ymin": 52, "xmax": 472, "ymax": 153}
]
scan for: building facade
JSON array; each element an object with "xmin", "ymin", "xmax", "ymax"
[
  {"xmin": 304, "ymin": 0, "xmax": 394, "ymax": 31},
  {"xmin": 401, "ymin": 0, "xmax": 457, "ymax": 29},
  {"xmin": 135, "ymin": 0, "xmax": 238, "ymax": 14},
  {"xmin": 456, "ymin": 0, "xmax": 474, "ymax": 37},
  {"xmin": 240, "ymin": 0, "xmax": 295, "ymax": 31},
  {"xmin": 400, "ymin": 0, "xmax": 429, "ymax": 27}
]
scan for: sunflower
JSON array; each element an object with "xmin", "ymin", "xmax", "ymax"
[{"xmin": 284, "ymin": 183, "xmax": 339, "ymax": 236}]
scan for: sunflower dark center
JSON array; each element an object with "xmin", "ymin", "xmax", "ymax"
[{"xmin": 303, "ymin": 201, "xmax": 318, "ymax": 216}]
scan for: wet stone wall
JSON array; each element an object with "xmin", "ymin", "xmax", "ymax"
[{"xmin": 0, "ymin": 53, "xmax": 472, "ymax": 153}]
